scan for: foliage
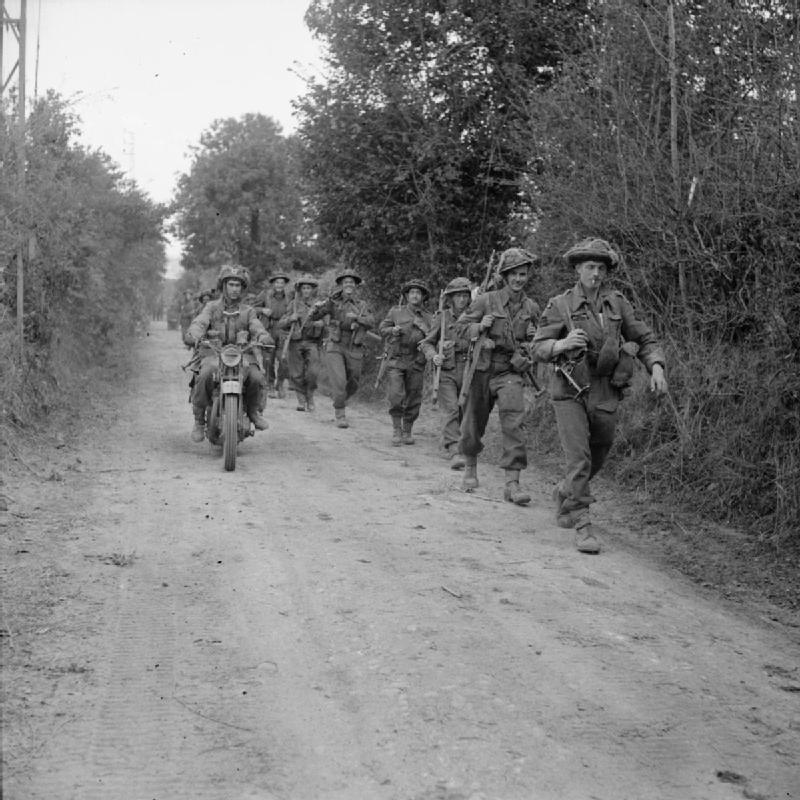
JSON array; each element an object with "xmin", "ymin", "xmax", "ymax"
[
  {"xmin": 170, "ymin": 114, "xmax": 310, "ymax": 284},
  {"xmin": 1, "ymin": 91, "xmax": 166, "ymax": 423},
  {"xmin": 295, "ymin": 0, "xmax": 595, "ymax": 303}
]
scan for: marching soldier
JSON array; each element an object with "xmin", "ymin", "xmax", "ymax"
[
  {"xmin": 458, "ymin": 248, "xmax": 541, "ymax": 504},
  {"xmin": 309, "ymin": 268, "xmax": 376, "ymax": 428},
  {"xmin": 532, "ymin": 237, "xmax": 667, "ymax": 554},
  {"xmin": 278, "ymin": 274, "xmax": 325, "ymax": 412},
  {"xmin": 255, "ymin": 271, "xmax": 293, "ymax": 398},
  {"xmin": 379, "ymin": 279, "xmax": 432, "ymax": 446},
  {"xmin": 419, "ymin": 277, "xmax": 472, "ymax": 466}
]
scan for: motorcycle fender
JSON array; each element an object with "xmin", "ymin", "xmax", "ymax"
[{"xmin": 221, "ymin": 380, "xmax": 241, "ymax": 394}]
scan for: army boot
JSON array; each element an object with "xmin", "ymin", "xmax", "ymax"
[
  {"xmin": 449, "ymin": 447, "xmax": 466, "ymax": 471},
  {"xmin": 391, "ymin": 418, "xmax": 402, "ymax": 446},
  {"xmin": 191, "ymin": 410, "xmax": 206, "ymax": 443},
  {"xmin": 249, "ymin": 411, "xmax": 269, "ymax": 431},
  {"xmin": 277, "ymin": 380, "xmax": 286, "ymax": 399},
  {"xmin": 575, "ymin": 522, "xmax": 601, "ymax": 554},
  {"xmin": 401, "ymin": 420, "xmax": 415, "ymax": 445},
  {"xmin": 461, "ymin": 455, "xmax": 479, "ymax": 491},
  {"xmin": 306, "ymin": 392, "xmax": 315, "ymax": 411},
  {"xmin": 296, "ymin": 391, "xmax": 307, "ymax": 411},
  {"xmin": 335, "ymin": 408, "xmax": 349, "ymax": 428},
  {"xmin": 503, "ymin": 469, "xmax": 531, "ymax": 505}
]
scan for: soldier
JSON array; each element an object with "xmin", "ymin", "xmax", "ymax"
[
  {"xmin": 179, "ymin": 289, "xmax": 197, "ymax": 342},
  {"xmin": 309, "ymin": 268, "xmax": 376, "ymax": 428},
  {"xmin": 419, "ymin": 277, "xmax": 472, "ymax": 467},
  {"xmin": 532, "ymin": 238, "xmax": 668, "ymax": 554},
  {"xmin": 184, "ymin": 265, "xmax": 271, "ymax": 442},
  {"xmin": 379, "ymin": 279, "xmax": 433, "ymax": 446},
  {"xmin": 254, "ymin": 271, "xmax": 293, "ymax": 398},
  {"xmin": 278, "ymin": 274, "xmax": 325, "ymax": 412},
  {"xmin": 458, "ymin": 248, "xmax": 541, "ymax": 505}
]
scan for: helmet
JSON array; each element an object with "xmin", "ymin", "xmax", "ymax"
[
  {"xmin": 295, "ymin": 273, "xmax": 318, "ymax": 288},
  {"xmin": 216, "ymin": 264, "xmax": 250, "ymax": 291},
  {"xmin": 563, "ymin": 238, "xmax": 620, "ymax": 269},
  {"xmin": 401, "ymin": 278, "xmax": 430, "ymax": 299},
  {"xmin": 268, "ymin": 271, "xmax": 290, "ymax": 284},
  {"xmin": 497, "ymin": 247, "xmax": 538, "ymax": 275},
  {"xmin": 196, "ymin": 287, "xmax": 215, "ymax": 302},
  {"xmin": 443, "ymin": 277, "xmax": 472, "ymax": 296},
  {"xmin": 335, "ymin": 268, "xmax": 363, "ymax": 285}
]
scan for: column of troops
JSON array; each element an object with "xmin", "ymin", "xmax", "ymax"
[{"xmin": 183, "ymin": 238, "xmax": 668, "ymax": 555}]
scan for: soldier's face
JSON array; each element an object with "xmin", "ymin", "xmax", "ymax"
[
  {"xmin": 451, "ymin": 291, "xmax": 471, "ymax": 313},
  {"xmin": 300, "ymin": 284, "xmax": 313, "ymax": 300},
  {"xmin": 576, "ymin": 260, "xmax": 608, "ymax": 292},
  {"xmin": 506, "ymin": 266, "xmax": 529, "ymax": 293},
  {"xmin": 340, "ymin": 277, "xmax": 356, "ymax": 296},
  {"xmin": 406, "ymin": 288, "xmax": 423, "ymax": 306},
  {"xmin": 224, "ymin": 279, "xmax": 243, "ymax": 300},
  {"xmin": 273, "ymin": 279, "xmax": 287, "ymax": 292}
]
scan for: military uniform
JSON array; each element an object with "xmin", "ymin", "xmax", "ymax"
[
  {"xmin": 532, "ymin": 237, "xmax": 666, "ymax": 553},
  {"xmin": 458, "ymin": 284, "xmax": 540, "ymax": 469},
  {"xmin": 186, "ymin": 269, "xmax": 269, "ymax": 437},
  {"xmin": 254, "ymin": 274, "xmax": 293, "ymax": 397},
  {"xmin": 419, "ymin": 278, "xmax": 472, "ymax": 460},
  {"xmin": 309, "ymin": 270, "xmax": 375, "ymax": 427},
  {"xmin": 379, "ymin": 280, "xmax": 432, "ymax": 444},
  {"xmin": 278, "ymin": 277, "xmax": 325, "ymax": 411}
]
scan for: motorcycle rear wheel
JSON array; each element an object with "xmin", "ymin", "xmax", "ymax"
[{"xmin": 223, "ymin": 395, "xmax": 238, "ymax": 471}]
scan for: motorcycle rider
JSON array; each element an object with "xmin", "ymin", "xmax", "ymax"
[
  {"xmin": 184, "ymin": 265, "xmax": 272, "ymax": 443},
  {"xmin": 309, "ymin": 268, "xmax": 376, "ymax": 428},
  {"xmin": 379, "ymin": 279, "xmax": 432, "ymax": 445}
]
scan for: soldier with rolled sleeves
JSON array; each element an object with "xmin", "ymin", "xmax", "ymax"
[
  {"xmin": 532, "ymin": 237, "xmax": 668, "ymax": 554},
  {"xmin": 419, "ymin": 277, "xmax": 472, "ymax": 467},
  {"xmin": 309, "ymin": 268, "xmax": 376, "ymax": 428},
  {"xmin": 458, "ymin": 248, "xmax": 541, "ymax": 504},
  {"xmin": 379, "ymin": 279, "xmax": 433, "ymax": 446},
  {"xmin": 184, "ymin": 265, "xmax": 271, "ymax": 442},
  {"xmin": 254, "ymin": 271, "xmax": 293, "ymax": 398},
  {"xmin": 278, "ymin": 274, "xmax": 325, "ymax": 412}
]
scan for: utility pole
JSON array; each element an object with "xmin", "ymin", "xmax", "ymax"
[{"xmin": 1, "ymin": 0, "xmax": 27, "ymax": 360}]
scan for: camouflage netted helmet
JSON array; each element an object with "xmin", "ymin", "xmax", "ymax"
[
  {"xmin": 216, "ymin": 264, "xmax": 250, "ymax": 291},
  {"xmin": 497, "ymin": 247, "xmax": 538, "ymax": 275},
  {"xmin": 295, "ymin": 273, "xmax": 318, "ymax": 289},
  {"xmin": 443, "ymin": 277, "xmax": 472, "ymax": 296},
  {"xmin": 335, "ymin": 268, "xmax": 363, "ymax": 285},
  {"xmin": 268, "ymin": 271, "xmax": 290, "ymax": 284},
  {"xmin": 563, "ymin": 238, "xmax": 620, "ymax": 269},
  {"xmin": 196, "ymin": 287, "xmax": 215, "ymax": 302},
  {"xmin": 401, "ymin": 278, "xmax": 430, "ymax": 300}
]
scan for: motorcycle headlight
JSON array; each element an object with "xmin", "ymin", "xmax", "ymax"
[{"xmin": 220, "ymin": 345, "xmax": 242, "ymax": 368}]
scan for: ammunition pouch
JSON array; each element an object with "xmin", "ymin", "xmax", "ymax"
[
  {"xmin": 329, "ymin": 319, "xmax": 342, "ymax": 343},
  {"xmin": 610, "ymin": 341, "xmax": 638, "ymax": 390}
]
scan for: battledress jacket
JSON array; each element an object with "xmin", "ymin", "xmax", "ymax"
[
  {"xmin": 418, "ymin": 307, "xmax": 470, "ymax": 370},
  {"xmin": 379, "ymin": 304, "xmax": 432, "ymax": 369},
  {"xmin": 458, "ymin": 285, "xmax": 540, "ymax": 374},
  {"xmin": 531, "ymin": 282, "xmax": 665, "ymax": 404},
  {"xmin": 254, "ymin": 288, "xmax": 293, "ymax": 338},
  {"xmin": 309, "ymin": 293, "xmax": 375, "ymax": 350},
  {"xmin": 187, "ymin": 298, "xmax": 267, "ymax": 368},
  {"xmin": 277, "ymin": 297, "xmax": 325, "ymax": 342}
]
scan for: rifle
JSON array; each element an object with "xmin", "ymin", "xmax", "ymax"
[
  {"xmin": 458, "ymin": 251, "xmax": 496, "ymax": 409},
  {"xmin": 374, "ymin": 292, "xmax": 404, "ymax": 389},
  {"xmin": 431, "ymin": 290, "xmax": 446, "ymax": 407},
  {"xmin": 281, "ymin": 296, "xmax": 299, "ymax": 361}
]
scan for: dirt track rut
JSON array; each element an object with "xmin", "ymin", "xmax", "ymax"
[{"xmin": 1, "ymin": 322, "xmax": 798, "ymax": 800}]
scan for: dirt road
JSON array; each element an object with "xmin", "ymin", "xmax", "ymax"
[{"xmin": 2, "ymin": 322, "xmax": 798, "ymax": 800}]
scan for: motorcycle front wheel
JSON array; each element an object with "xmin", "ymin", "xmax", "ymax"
[{"xmin": 223, "ymin": 394, "xmax": 238, "ymax": 471}]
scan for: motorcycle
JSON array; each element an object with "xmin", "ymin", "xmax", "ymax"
[{"xmin": 199, "ymin": 334, "xmax": 269, "ymax": 471}]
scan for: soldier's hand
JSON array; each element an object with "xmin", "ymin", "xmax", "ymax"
[
  {"xmin": 236, "ymin": 330, "xmax": 249, "ymax": 345},
  {"xmin": 526, "ymin": 322, "xmax": 536, "ymax": 339},
  {"xmin": 432, "ymin": 354, "xmax": 444, "ymax": 367},
  {"xmin": 650, "ymin": 363, "xmax": 668, "ymax": 394},
  {"xmin": 480, "ymin": 314, "xmax": 495, "ymax": 330},
  {"xmin": 183, "ymin": 333, "xmax": 195, "ymax": 347},
  {"xmin": 345, "ymin": 312, "xmax": 359, "ymax": 324},
  {"xmin": 261, "ymin": 307, "xmax": 272, "ymax": 318},
  {"xmin": 482, "ymin": 338, "xmax": 495, "ymax": 350},
  {"xmin": 556, "ymin": 329, "xmax": 588, "ymax": 354},
  {"xmin": 391, "ymin": 325, "xmax": 402, "ymax": 336},
  {"xmin": 289, "ymin": 313, "xmax": 300, "ymax": 323}
]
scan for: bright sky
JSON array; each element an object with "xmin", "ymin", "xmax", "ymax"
[{"xmin": 11, "ymin": 0, "xmax": 324, "ymax": 274}]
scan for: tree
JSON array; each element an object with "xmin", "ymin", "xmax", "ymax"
[
  {"xmin": 295, "ymin": 0, "xmax": 594, "ymax": 302},
  {"xmin": 171, "ymin": 114, "xmax": 306, "ymax": 283}
]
